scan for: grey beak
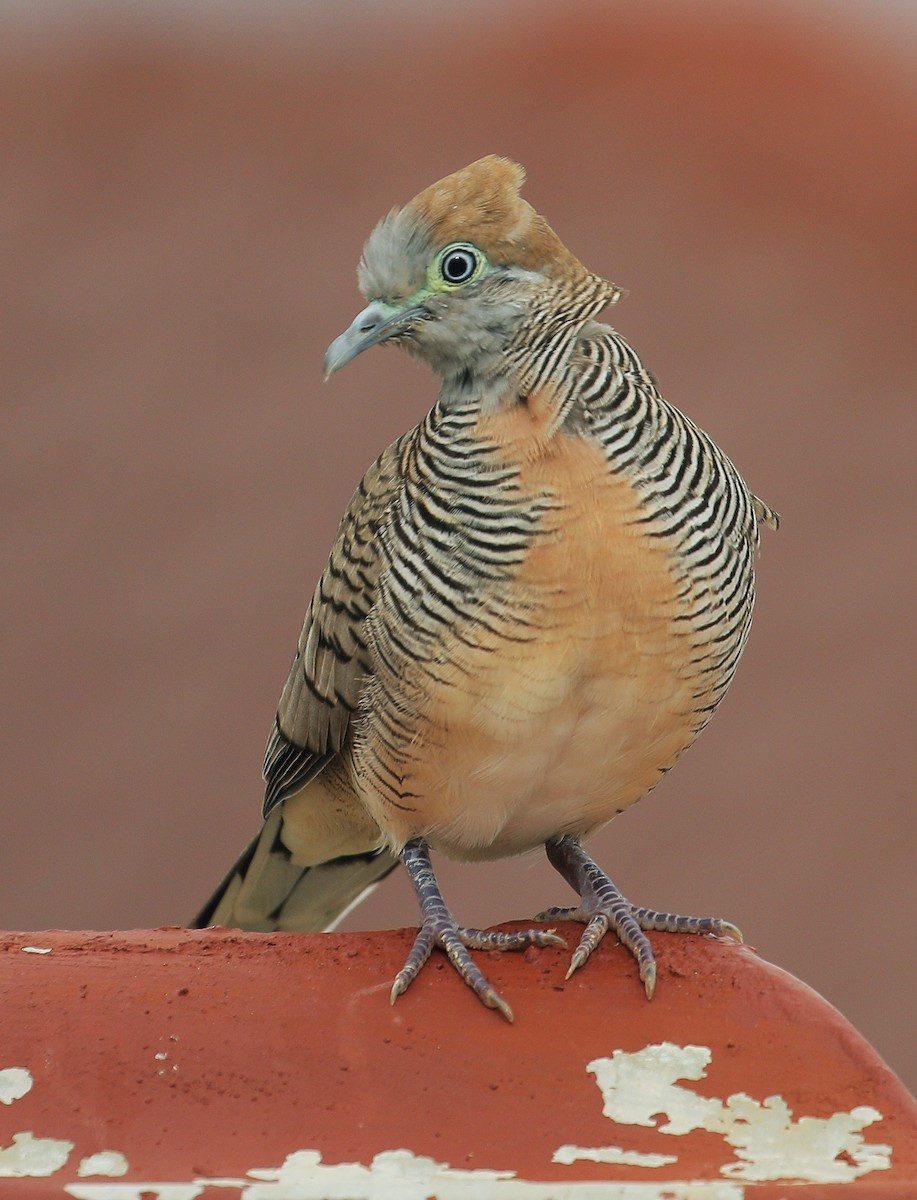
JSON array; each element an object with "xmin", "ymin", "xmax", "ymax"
[{"xmin": 323, "ymin": 300, "xmax": 426, "ymax": 380}]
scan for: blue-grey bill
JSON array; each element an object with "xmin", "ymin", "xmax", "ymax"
[{"xmin": 323, "ymin": 301, "xmax": 425, "ymax": 379}]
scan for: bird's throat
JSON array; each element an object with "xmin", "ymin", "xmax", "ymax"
[{"xmin": 438, "ymin": 363, "xmax": 523, "ymax": 416}]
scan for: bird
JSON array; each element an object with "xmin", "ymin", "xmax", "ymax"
[{"xmin": 193, "ymin": 155, "xmax": 778, "ymax": 1022}]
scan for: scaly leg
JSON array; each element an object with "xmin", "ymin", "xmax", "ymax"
[
  {"xmin": 392, "ymin": 838, "xmax": 566, "ymax": 1022},
  {"xmin": 541, "ymin": 834, "xmax": 742, "ymax": 999}
]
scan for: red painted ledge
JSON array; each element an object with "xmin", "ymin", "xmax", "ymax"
[{"xmin": 1, "ymin": 926, "xmax": 914, "ymax": 1198}]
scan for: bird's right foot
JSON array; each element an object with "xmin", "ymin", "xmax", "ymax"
[{"xmin": 394, "ymin": 838, "xmax": 566, "ymax": 1022}]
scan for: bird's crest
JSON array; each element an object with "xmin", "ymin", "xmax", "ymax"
[{"xmin": 407, "ymin": 155, "xmax": 609, "ymax": 291}]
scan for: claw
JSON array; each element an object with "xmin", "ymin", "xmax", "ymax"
[
  {"xmin": 389, "ymin": 918, "xmax": 434, "ymax": 1006},
  {"xmin": 564, "ymin": 913, "xmax": 608, "ymax": 979},
  {"xmin": 461, "ymin": 927, "xmax": 566, "ymax": 952},
  {"xmin": 396, "ymin": 838, "xmax": 559, "ymax": 1020},
  {"xmin": 641, "ymin": 960, "xmax": 656, "ymax": 1001},
  {"xmin": 545, "ymin": 835, "xmax": 741, "ymax": 999},
  {"xmin": 479, "ymin": 986, "xmax": 515, "ymax": 1024},
  {"xmin": 630, "ymin": 905, "xmax": 743, "ymax": 944},
  {"xmin": 564, "ymin": 950, "xmax": 585, "ymax": 981}
]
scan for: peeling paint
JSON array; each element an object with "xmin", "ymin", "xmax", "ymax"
[
  {"xmin": 78, "ymin": 1151, "xmax": 130, "ymax": 1178},
  {"xmin": 0, "ymin": 1068, "xmax": 32, "ymax": 1105},
  {"xmin": 553, "ymin": 1145, "xmax": 677, "ymax": 1168},
  {"xmin": 715, "ymin": 1096, "xmax": 890, "ymax": 1183},
  {"xmin": 0, "ymin": 1129, "xmax": 73, "ymax": 1177},
  {"xmin": 240, "ymin": 1149, "xmax": 742, "ymax": 1198},
  {"xmin": 588, "ymin": 1044, "xmax": 720, "ymax": 1135},
  {"xmin": 6, "ymin": 1041, "xmax": 897, "ymax": 1194},
  {"xmin": 573, "ymin": 1042, "xmax": 893, "ymax": 1184},
  {"xmin": 65, "ymin": 1148, "xmax": 744, "ymax": 1199},
  {"xmin": 66, "ymin": 1186, "xmax": 204, "ymax": 1199}
]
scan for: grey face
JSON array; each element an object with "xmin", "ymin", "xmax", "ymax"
[{"xmin": 325, "ymin": 206, "xmax": 543, "ymax": 382}]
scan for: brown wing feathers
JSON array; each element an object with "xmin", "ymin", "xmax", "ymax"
[{"xmin": 262, "ymin": 436, "xmax": 406, "ymax": 815}]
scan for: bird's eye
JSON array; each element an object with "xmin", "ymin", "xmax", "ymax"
[{"xmin": 438, "ymin": 245, "xmax": 480, "ymax": 286}]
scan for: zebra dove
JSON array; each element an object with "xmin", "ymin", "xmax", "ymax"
[{"xmin": 194, "ymin": 156, "xmax": 778, "ymax": 1021}]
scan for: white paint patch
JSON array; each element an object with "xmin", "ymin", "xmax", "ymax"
[
  {"xmin": 78, "ymin": 1151, "xmax": 130, "ymax": 1178},
  {"xmin": 553, "ymin": 1145, "xmax": 677, "ymax": 1168},
  {"xmin": 0, "ymin": 1130, "xmax": 73, "ymax": 1177},
  {"xmin": 22, "ymin": 1040, "xmax": 893, "ymax": 1196},
  {"xmin": 240, "ymin": 1148, "xmax": 740, "ymax": 1198},
  {"xmin": 67, "ymin": 1187, "xmax": 204, "ymax": 1199},
  {"xmin": 566, "ymin": 1042, "xmax": 893, "ymax": 1184},
  {"xmin": 0, "ymin": 1068, "xmax": 33, "ymax": 1105},
  {"xmin": 245, "ymin": 1148, "xmax": 515, "ymax": 1197},
  {"xmin": 715, "ymin": 1096, "xmax": 890, "ymax": 1183},
  {"xmin": 64, "ymin": 1149, "xmax": 744, "ymax": 1198},
  {"xmin": 21, "ymin": 946, "xmax": 52, "ymax": 954},
  {"xmin": 588, "ymin": 1044, "xmax": 721, "ymax": 1135}
]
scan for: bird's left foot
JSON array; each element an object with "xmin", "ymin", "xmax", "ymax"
[
  {"xmin": 394, "ymin": 838, "xmax": 566, "ymax": 1021},
  {"xmin": 541, "ymin": 835, "xmax": 742, "ymax": 999}
]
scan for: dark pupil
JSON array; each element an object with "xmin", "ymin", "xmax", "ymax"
[{"xmin": 444, "ymin": 251, "xmax": 473, "ymax": 282}]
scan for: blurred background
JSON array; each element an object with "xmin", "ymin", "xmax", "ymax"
[{"xmin": 2, "ymin": 1, "xmax": 914, "ymax": 1089}]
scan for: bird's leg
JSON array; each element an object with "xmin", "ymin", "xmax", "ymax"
[
  {"xmin": 392, "ymin": 838, "xmax": 566, "ymax": 1022},
  {"xmin": 541, "ymin": 834, "xmax": 742, "ymax": 999}
]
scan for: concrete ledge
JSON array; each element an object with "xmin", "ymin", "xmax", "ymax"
[{"xmin": 1, "ymin": 926, "xmax": 914, "ymax": 1197}]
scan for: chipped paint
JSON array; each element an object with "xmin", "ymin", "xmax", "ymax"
[
  {"xmin": 553, "ymin": 1145, "xmax": 677, "ymax": 1168},
  {"xmin": 2, "ymin": 1042, "xmax": 897, "ymax": 1193},
  {"xmin": 0, "ymin": 1068, "xmax": 32, "ymax": 1105},
  {"xmin": 240, "ymin": 1149, "xmax": 742, "ymax": 1198},
  {"xmin": 0, "ymin": 1130, "xmax": 73, "ymax": 1177},
  {"xmin": 588, "ymin": 1044, "xmax": 720, "ymax": 1135},
  {"xmin": 78, "ymin": 1151, "xmax": 130, "ymax": 1178},
  {"xmin": 568, "ymin": 1042, "xmax": 892, "ymax": 1184},
  {"xmin": 0, "ymin": 1070, "xmax": 75, "ymax": 1178},
  {"xmin": 20, "ymin": 946, "xmax": 52, "ymax": 955},
  {"xmin": 67, "ymin": 1186, "xmax": 204, "ymax": 1200},
  {"xmin": 64, "ymin": 1148, "xmax": 744, "ymax": 1198},
  {"xmin": 715, "ymin": 1096, "xmax": 890, "ymax": 1183}
]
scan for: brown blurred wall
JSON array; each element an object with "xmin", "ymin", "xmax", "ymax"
[{"xmin": 2, "ymin": 3, "xmax": 915, "ymax": 1089}]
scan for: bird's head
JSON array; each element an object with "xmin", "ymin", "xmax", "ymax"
[{"xmin": 323, "ymin": 156, "xmax": 621, "ymax": 389}]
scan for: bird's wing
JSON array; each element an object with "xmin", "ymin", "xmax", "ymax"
[{"xmin": 262, "ymin": 434, "xmax": 407, "ymax": 816}]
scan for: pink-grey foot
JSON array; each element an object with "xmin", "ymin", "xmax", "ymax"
[
  {"xmin": 393, "ymin": 838, "xmax": 566, "ymax": 1022},
  {"xmin": 541, "ymin": 834, "xmax": 742, "ymax": 999}
]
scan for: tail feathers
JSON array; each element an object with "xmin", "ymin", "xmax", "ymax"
[
  {"xmin": 191, "ymin": 808, "xmax": 398, "ymax": 933},
  {"xmin": 752, "ymin": 493, "xmax": 780, "ymax": 533},
  {"xmin": 270, "ymin": 850, "xmax": 398, "ymax": 932}
]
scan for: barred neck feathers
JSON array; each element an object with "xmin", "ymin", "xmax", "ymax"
[{"xmin": 355, "ymin": 156, "xmax": 621, "ymax": 403}]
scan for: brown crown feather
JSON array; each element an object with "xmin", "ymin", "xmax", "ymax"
[{"xmin": 407, "ymin": 155, "xmax": 610, "ymax": 291}]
